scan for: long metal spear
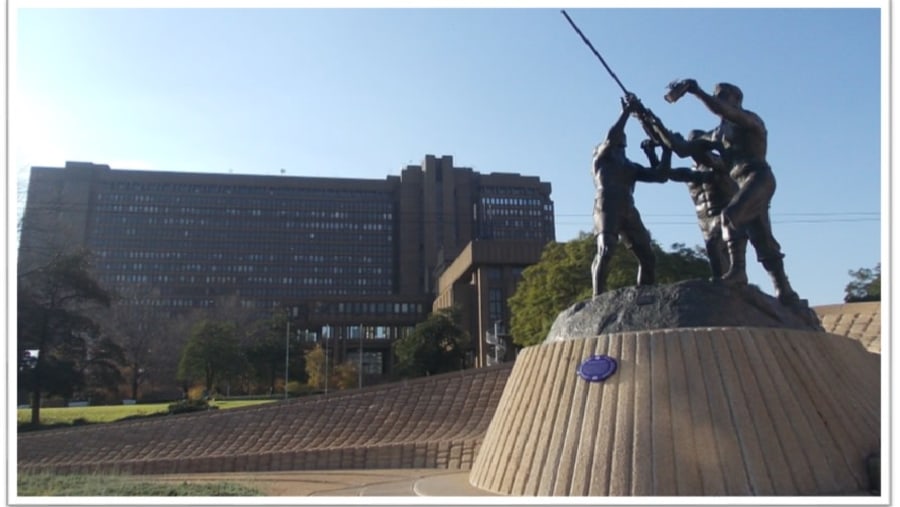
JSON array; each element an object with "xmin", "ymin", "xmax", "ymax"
[
  {"xmin": 561, "ymin": 10, "xmax": 674, "ymax": 147},
  {"xmin": 560, "ymin": 9, "xmax": 631, "ymax": 96}
]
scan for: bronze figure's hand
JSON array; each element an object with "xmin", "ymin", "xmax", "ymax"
[
  {"xmin": 622, "ymin": 93, "xmax": 645, "ymax": 115},
  {"xmin": 664, "ymin": 78, "xmax": 698, "ymax": 103}
]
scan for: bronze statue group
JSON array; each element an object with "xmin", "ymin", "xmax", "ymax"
[{"xmin": 591, "ymin": 79, "xmax": 803, "ymax": 311}]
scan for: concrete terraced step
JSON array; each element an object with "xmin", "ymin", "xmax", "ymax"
[
  {"xmin": 18, "ymin": 364, "xmax": 513, "ymax": 475},
  {"xmin": 814, "ymin": 302, "xmax": 881, "ymax": 353}
]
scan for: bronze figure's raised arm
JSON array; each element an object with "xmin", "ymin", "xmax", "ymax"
[{"xmin": 637, "ymin": 79, "xmax": 801, "ymax": 308}]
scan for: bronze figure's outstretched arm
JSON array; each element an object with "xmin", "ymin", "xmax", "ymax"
[{"xmin": 668, "ymin": 78, "xmax": 764, "ymax": 131}]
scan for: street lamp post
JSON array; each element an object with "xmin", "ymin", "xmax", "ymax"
[
  {"xmin": 358, "ymin": 324, "xmax": 363, "ymax": 389},
  {"xmin": 324, "ymin": 325, "xmax": 329, "ymax": 395},
  {"xmin": 284, "ymin": 321, "xmax": 290, "ymax": 400}
]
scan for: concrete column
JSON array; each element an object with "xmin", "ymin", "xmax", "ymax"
[{"xmin": 475, "ymin": 267, "xmax": 490, "ymax": 368}]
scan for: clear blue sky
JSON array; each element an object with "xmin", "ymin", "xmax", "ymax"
[{"xmin": 11, "ymin": 4, "xmax": 885, "ymax": 307}]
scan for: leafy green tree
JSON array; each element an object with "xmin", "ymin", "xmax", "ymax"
[
  {"xmin": 18, "ymin": 356, "xmax": 82, "ymax": 403},
  {"xmin": 58, "ymin": 331, "xmax": 127, "ymax": 403},
  {"xmin": 304, "ymin": 344, "xmax": 327, "ymax": 390},
  {"xmin": 331, "ymin": 361, "xmax": 359, "ymax": 390},
  {"xmin": 509, "ymin": 234, "xmax": 711, "ymax": 347},
  {"xmin": 17, "ymin": 249, "xmax": 112, "ymax": 424},
  {"xmin": 243, "ymin": 309, "xmax": 305, "ymax": 394},
  {"xmin": 844, "ymin": 263, "xmax": 881, "ymax": 302},
  {"xmin": 177, "ymin": 321, "xmax": 245, "ymax": 393},
  {"xmin": 505, "ymin": 234, "xmax": 595, "ymax": 351},
  {"xmin": 393, "ymin": 307, "xmax": 469, "ymax": 378}
]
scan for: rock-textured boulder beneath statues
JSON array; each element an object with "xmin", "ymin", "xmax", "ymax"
[{"xmin": 545, "ymin": 279, "xmax": 822, "ymax": 343}]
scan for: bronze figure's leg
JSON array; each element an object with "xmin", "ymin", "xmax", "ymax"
[
  {"xmin": 762, "ymin": 256, "xmax": 800, "ymax": 307},
  {"xmin": 593, "ymin": 232, "xmax": 618, "ymax": 297},
  {"xmin": 631, "ymin": 239, "xmax": 656, "ymax": 286},
  {"xmin": 702, "ymin": 215, "xmax": 729, "ymax": 280},
  {"xmin": 720, "ymin": 235, "xmax": 748, "ymax": 286},
  {"xmin": 621, "ymin": 208, "xmax": 656, "ymax": 287},
  {"xmin": 746, "ymin": 212, "xmax": 800, "ymax": 307}
]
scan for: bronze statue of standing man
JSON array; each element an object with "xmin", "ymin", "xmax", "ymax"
[
  {"xmin": 636, "ymin": 80, "xmax": 801, "ymax": 307},
  {"xmin": 591, "ymin": 95, "xmax": 668, "ymax": 297},
  {"xmin": 656, "ymin": 129, "xmax": 744, "ymax": 280}
]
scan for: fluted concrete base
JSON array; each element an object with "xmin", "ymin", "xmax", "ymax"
[{"xmin": 469, "ymin": 327, "xmax": 880, "ymax": 496}]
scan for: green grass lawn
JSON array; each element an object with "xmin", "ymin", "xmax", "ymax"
[
  {"xmin": 17, "ymin": 472, "xmax": 264, "ymax": 496},
  {"xmin": 17, "ymin": 399, "xmax": 276, "ymax": 426}
]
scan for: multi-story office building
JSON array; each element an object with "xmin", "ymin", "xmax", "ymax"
[{"xmin": 19, "ymin": 155, "xmax": 555, "ymax": 375}]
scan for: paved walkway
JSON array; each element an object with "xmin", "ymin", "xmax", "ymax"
[{"xmin": 138, "ymin": 468, "xmax": 494, "ymax": 496}]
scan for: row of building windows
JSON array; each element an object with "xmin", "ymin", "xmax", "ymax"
[
  {"xmin": 479, "ymin": 221, "xmax": 554, "ymax": 241},
  {"xmin": 102, "ymin": 182, "xmax": 391, "ymax": 201},
  {"xmin": 95, "ymin": 199, "xmax": 394, "ymax": 229},
  {"xmin": 486, "ymin": 219, "xmax": 554, "ymax": 230},
  {"xmin": 481, "ymin": 184, "xmax": 541, "ymax": 193},
  {"xmin": 94, "ymin": 209, "xmax": 394, "ymax": 229},
  {"xmin": 314, "ymin": 301, "xmax": 425, "ymax": 316},
  {"xmin": 92, "ymin": 224, "xmax": 394, "ymax": 244},
  {"xmin": 95, "ymin": 202, "xmax": 394, "ymax": 220},
  {"xmin": 92, "ymin": 249, "xmax": 393, "ymax": 265},
  {"xmin": 101, "ymin": 262, "xmax": 391, "ymax": 277},
  {"xmin": 480, "ymin": 196, "xmax": 548, "ymax": 208},
  {"xmin": 489, "ymin": 288, "xmax": 504, "ymax": 324},
  {"xmin": 100, "ymin": 262, "xmax": 394, "ymax": 280},
  {"xmin": 345, "ymin": 352, "xmax": 385, "ymax": 375},
  {"xmin": 482, "ymin": 206, "xmax": 552, "ymax": 218},
  {"xmin": 487, "ymin": 230, "xmax": 552, "ymax": 241},
  {"xmin": 236, "ymin": 286, "xmax": 392, "ymax": 299}
]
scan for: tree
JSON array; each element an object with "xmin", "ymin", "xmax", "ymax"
[
  {"xmin": 78, "ymin": 334, "xmax": 127, "ymax": 402},
  {"xmin": 304, "ymin": 344, "xmax": 327, "ymax": 390},
  {"xmin": 844, "ymin": 263, "xmax": 881, "ymax": 302},
  {"xmin": 243, "ymin": 309, "xmax": 306, "ymax": 394},
  {"xmin": 98, "ymin": 285, "xmax": 176, "ymax": 400},
  {"xmin": 176, "ymin": 320, "xmax": 245, "ymax": 394},
  {"xmin": 508, "ymin": 234, "xmax": 711, "ymax": 347},
  {"xmin": 331, "ymin": 361, "xmax": 359, "ymax": 390},
  {"xmin": 56, "ymin": 330, "xmax": 127, "ymax": 403},
  {"xmin": 244, "ymin": 310, "xmax": 288, "ymax": 393},
  {"xmin": 17, "ymin": 249, "xmax": 112, "ymax": 424},
  {"xmin": 393, "ymin": 307, "xmax": 470, "ymax": 378}
]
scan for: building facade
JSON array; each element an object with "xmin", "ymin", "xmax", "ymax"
[{"xmin": 19, "ymin": 155, "xmax": 555, "ymax": 376}]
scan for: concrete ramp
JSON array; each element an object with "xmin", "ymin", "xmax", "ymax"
[{"xmin": 469, "ymin": 327, "xmax": 880, "ymax": 496}]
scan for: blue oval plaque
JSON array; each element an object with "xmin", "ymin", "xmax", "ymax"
[{"xmin": 578, "ymin": 355, "xmax": 617, "ymax": 382}]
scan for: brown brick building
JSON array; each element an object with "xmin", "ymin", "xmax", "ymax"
[{"xmin": 19, "ymin": 155, "xmax": 554, "ymax": 375}]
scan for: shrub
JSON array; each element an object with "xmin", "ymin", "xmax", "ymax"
[
  {"xmin": 167, "ymin": 399, "xmax": 218, "ymax": 415},
  {"xmin": 287, "ymin": 381, "xmax": 316, "ymax": 397},
  {"xmin": 186, "ymin": 385, "xmax": 206, "ymax": 401}
]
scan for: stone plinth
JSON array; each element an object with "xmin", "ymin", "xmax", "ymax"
[
  {"xmin": 546, "ymin": 279, "xmax": 823, "ymax": 342},
  {"xmin": 468, "ymin": 327, "xmax": 879, "ymax": 496}
]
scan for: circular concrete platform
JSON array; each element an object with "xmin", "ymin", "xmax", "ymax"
[{"xmin": 469, "ymin": 327, "xmax": 880, "ymax": 496}]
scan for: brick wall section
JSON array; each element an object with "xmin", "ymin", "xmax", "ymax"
[
  {"xmin": 814, "ymin": 302, "xmax": 881, "ymax": 353},
  {"xmin": 18, "ymin": 364, "xmax": 513, "ymax": 475}
]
